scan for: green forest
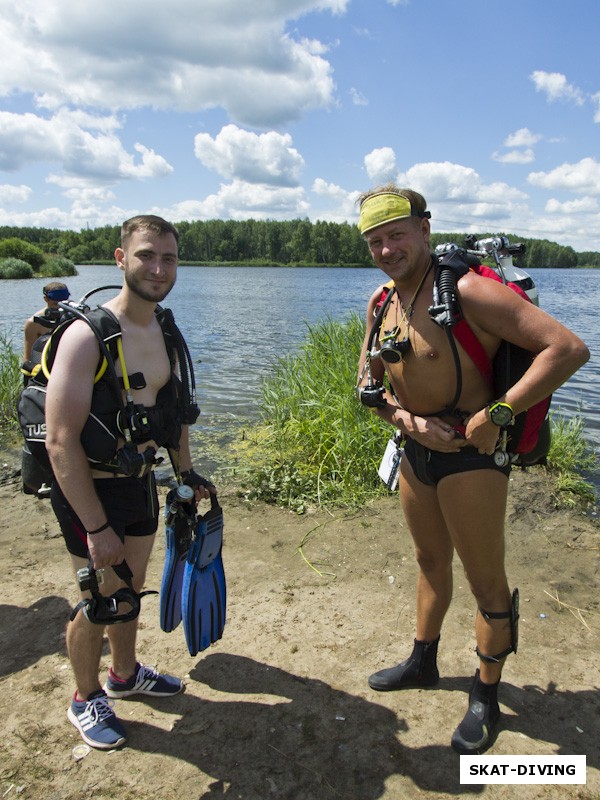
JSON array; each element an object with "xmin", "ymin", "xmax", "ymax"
[{"xmin": 1, "ymin": 219, "xmax": 599, "ymax": 269}]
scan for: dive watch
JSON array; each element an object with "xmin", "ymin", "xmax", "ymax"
[{"xmin": 487, "ymin": 401, "xmax": 514, "ymax": 427}]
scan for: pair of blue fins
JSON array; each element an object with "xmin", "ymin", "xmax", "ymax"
[{"xmin": 159, "ymin": 485, "xmax": 226, "ymax": 656}]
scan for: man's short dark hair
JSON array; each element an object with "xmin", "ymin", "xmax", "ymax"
[{"xmin": 121, "ymin": 215, "xmax": 179, "ymax": 248}]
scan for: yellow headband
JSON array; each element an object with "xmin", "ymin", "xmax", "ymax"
[{"xmin": 358, "ymin": 193, "xmax": 430, "ymax": 234}]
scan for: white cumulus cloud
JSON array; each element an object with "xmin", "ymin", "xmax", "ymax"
[
  {"xmin": 530, "ymin": 71, "xmax": 585, "ymax": 105},
  {"xmin": 349, "ymin": 88, "xmax": 368, "ymax": 106},
  {"xmin": 0, "ymin": 183, "xmax": 31, "ymax": 204},
  {"xmin": 0, "ymin": 0, "xmax": 342, "ymax": 127},
  {"xmin": 528, "ymin": 157, "xmax": 600, "ymax": 195},
  {"xmin": 394, "ymin": 161, "xmax": 529, "ymax": 226},
  {"xmin": 492, "ymin": 149, "xmax": 535, "ymax": 165},
  {"xmin": 592, "ymin": 92, "xmax": 600, "ymax": 123},
  {"xmin": 0, "ymin": 109, "xmax": 172, "ymax": 181},
  {"xmin": 545, "ymin": 196, "xmax": 599, "ymax": 214},
  {"xmin": 399, "ymin": 162, "xmax": 526, "ymax": 203},
  {"xmin": 311, "ymin": 177, "xmax": 358, "ymax": 221},
  {"xmin": 194, "ymin": 125, "xmax": 304, "ymax": 187},
  {"xmin": 364, "ymin": 147, "xmax": 396, "ymax": 183},
  {"xmin": 194, "ymin": 180, "xmax": 310, "ymax": 221},
  {"xmin": 504, "ymin": 128, "xmax": 542, "ymax": 148}
]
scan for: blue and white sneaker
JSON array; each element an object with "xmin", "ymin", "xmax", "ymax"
[
  {"xmin": 104, "ymin": 662, "xmax": 184, "ymax": 699},
  {"xmin": 67, "ymin": 689, "xmax": 127, "ymax": 750}
]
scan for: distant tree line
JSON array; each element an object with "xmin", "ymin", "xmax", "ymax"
[{"xmin": 1, "ymin": 220, "xmax": 598, "ymax": 269}]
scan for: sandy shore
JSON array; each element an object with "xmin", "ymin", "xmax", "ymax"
[{"xmin": 0, "ymin": 452, "xmax": 598, "ymax": 799}]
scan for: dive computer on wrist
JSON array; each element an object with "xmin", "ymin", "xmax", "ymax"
[{"xmin": 487, "ymin": 401, "xmax": 514, "ymax": 427}]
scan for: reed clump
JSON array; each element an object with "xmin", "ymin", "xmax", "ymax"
[
  {"xmin": 237, "ymin": 313, "xmax": 390, "ymax": 512},
  {"xmin": 547, "ymin": 413, "xmax": 597, "ymax": 505},
  {"xmin": 0, "ymin": 332, "xmax": 22, "ymax": 434}
]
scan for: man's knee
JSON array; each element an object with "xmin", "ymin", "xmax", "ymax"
[
  {"xmin": 415, "ymin": 549, "xmax": 452, "ymax": 577},
  {"xmin": 464, "ymin": 570, "xmax": 509, "ymax": 609}
]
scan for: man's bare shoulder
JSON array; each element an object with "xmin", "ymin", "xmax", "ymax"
[
  {"xmin": 457, "ymin": 269, "xmax": 535, "ymax": 315},
  {"xmin": 52, "ymin": 317, "xmax": 101, "ymax": 369}
]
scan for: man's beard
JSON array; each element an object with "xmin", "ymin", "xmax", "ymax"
[{"xmin": 124, "ymin": 270, "xmax": 176, "ymax": 302}]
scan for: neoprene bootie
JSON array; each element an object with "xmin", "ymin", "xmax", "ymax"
[
  {"xmin": 450, "ymin": 669, "xmax": 500, "ymax": 754},
  {"xmin": 368, "ymin": 636, "xmax": 440, "ymax": 691}
]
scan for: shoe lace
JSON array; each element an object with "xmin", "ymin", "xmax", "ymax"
[
  {"xmin": 88, "ymin": 694, "xmax": 115, "ymax": 723},
  {"xmin": 134, "ymin": 663, "xmax": 159, "ymax": 686}
]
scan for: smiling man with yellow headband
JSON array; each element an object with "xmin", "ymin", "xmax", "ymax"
[{"xmin": 355, "ymin": 184, "xmax": 589, "ymax": 754}]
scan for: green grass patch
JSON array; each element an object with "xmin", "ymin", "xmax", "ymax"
[
  {"xmin": 0, "ymin": 331, "xmax": 21, "ymax": 433},
  {"xmin": 546, "ymin": 412, "xmax": 598, "ymax": 506},
  {"xmin": 236, "ymin": 313, "xmax": 391, "ymax": 512}
]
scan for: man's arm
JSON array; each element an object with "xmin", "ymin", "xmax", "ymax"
[
  {"xmin": 459, "ymin": 272, "xmax": 590, "ymax": 451},
  {"xmin": 169, "ymin": 344, "xmax": 215, "ymax": 500},
  {"xmin": 170, "ymin": 425, "xmax": 215, "ymax": 501},
  {"xmin": 23, "ymin": 316, "xmax": 44, "ymax": 361},
  {"xmin": 45, "ymin": 321, "xmax": 125, "ymax": 568}
]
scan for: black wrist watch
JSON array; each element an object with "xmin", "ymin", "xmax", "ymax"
[{"xmin": 487, "ymin": 401, "xmax": 514, "ymax": 427}]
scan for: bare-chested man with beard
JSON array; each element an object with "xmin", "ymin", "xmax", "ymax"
[{"xmin": 46, "ymin": 216, "xmax": 213, "ymax": 749}]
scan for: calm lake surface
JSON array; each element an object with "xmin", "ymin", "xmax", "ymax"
[{"xmin": 2, "ymin": 266, "xmax": 598, "ymax": 452}]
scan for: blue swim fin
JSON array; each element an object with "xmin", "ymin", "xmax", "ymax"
[
  {"xmin": 181, "ymin": 493, "xmax": 226, "ymax": 656},
  {"xmin": 160, "ymin": 485, "xmax": 195, "ymax": 633}
]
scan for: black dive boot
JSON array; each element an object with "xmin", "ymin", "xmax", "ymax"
[
  {"xmin": 368, "ymin": 636, "xmax": 440, "ymax": 691},
  {"xmin": 451, "ymin": 670, "xmax": 500, "ymax": 754}
]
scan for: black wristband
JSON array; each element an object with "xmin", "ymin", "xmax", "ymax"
[{"xmin": 87, "ymin": 521, "xmax": 111, "ymax": 535}]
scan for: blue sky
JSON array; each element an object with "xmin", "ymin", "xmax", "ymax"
[{"xmin": 1, "ymin": 0, "xmax": 599, "ymax": 250}]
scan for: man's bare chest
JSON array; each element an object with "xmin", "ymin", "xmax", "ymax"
[{"xmin": 117, "ymin": 328, "xmax": 171, "ymax": 398}]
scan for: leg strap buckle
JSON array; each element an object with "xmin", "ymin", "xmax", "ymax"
[{"xmin": 476, "ymin": 588, "xmax": 519, "ymax": 664}]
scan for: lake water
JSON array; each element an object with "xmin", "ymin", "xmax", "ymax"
[{"xmin": 2, "ymin": 265, "xmax": 598, "ymax": 453}]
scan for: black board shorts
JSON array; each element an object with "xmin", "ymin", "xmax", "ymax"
[
  {"xmin": 404, "ymin": 438, "xmax": 511, "ymax": 487},
  {"xmin": 50, "ymin": 473, "xmax": 159, "ymax": 558}
]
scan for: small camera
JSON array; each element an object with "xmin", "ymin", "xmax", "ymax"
[
  {"xmin": 76, "ymin": 565, "xmax": 103, "ymax": 593},
  {"xmin": 356, "ymin": 383, "xmax": 387, "ymax": 409},
  {"xmin": 379, "ymin": 337, "xmax": 411, "ymax": 364}
]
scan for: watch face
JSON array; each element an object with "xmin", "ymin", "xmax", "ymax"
[{"xmin": 490, "ymin": 404, "xmax": 513, "ymax": 426}]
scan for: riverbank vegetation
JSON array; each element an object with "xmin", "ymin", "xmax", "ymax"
[
  {"xmin": 1, "ymin": 220, "xmax": 599, "ymax": 272},
  {"xmin": 0, "ymin": 237, "xmax": 76, "ymax": 279},
  {"xmin": 0, "ymin": 322, "xmax": 596, "ymax": 510},
  {"xmin": 0, "ymin": 332, "xmax": 21, "ymax": 434}
]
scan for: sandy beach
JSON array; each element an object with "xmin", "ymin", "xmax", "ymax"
[{"xmin": 0, "ymin": 452, "xmax": 598, "ymax": 800}]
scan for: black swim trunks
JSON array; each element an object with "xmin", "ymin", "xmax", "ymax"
[
  {"xmin": 50, "ymin": 473, "xmax": 159, "ymax": 558},
  {"xmin": 403, "ymin": 437, "xmax": 511, "ymax": 487}
]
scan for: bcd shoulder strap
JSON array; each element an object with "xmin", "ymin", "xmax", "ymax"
[{"xmin": 451, "ymin": 318, "xmax": 493, "ymax": 385}]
